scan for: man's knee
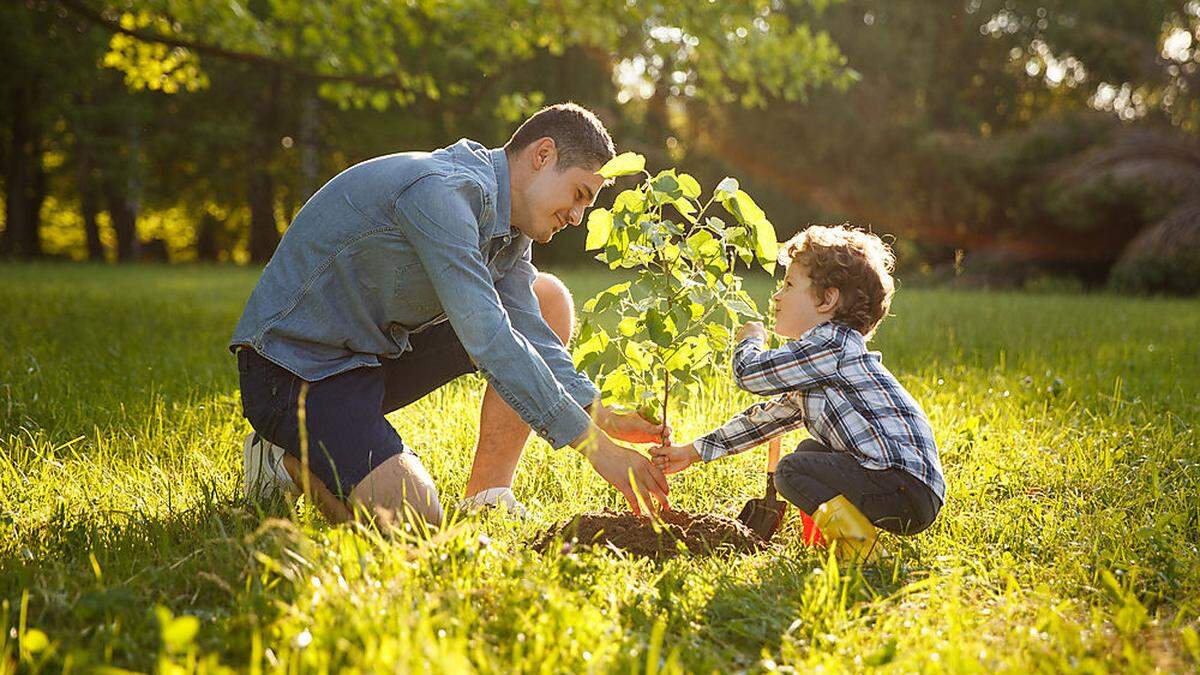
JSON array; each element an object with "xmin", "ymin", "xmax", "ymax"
[
  {"xmin": 350, "ymin": 453, "xmax": 443, "ymax": 528},
  {"xmin": 533, "ymin": 273, "xmax": 574, "ymax": 344}
]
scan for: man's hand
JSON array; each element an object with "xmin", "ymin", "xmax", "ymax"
[
  {"xmin": 736, "ymin": 321, "xmax": 768, "ymax": 343},
  {"xmin": 573, "ymin": 426, "xmax": 670, "ymax": 515},
  {"xmin": 650, "ymin": 442, "xmax": 701, "ymax": 475},
  {"xmin": 593, "ymin": 403, "xmax": 672, "ymax": 445}
]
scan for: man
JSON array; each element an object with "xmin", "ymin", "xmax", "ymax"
[{"xmin": 230, "ymin": 103, "xmax": 670, "ymax": 526}]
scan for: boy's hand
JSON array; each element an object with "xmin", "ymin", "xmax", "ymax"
[
  {"xmin": 736, "ymin": 321, "xmax": 768, "ymax": 343},
  {"xmin": 650, "ymin": 442, "xmax": 701, "ymax": 475}
]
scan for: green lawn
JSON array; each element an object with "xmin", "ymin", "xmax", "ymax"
[{"xmin": 1, "ymin": 262, "xmax": 1198, "ymax": 673}]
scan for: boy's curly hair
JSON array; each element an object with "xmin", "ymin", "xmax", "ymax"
[{"xmin": 781, "ymin": 224, "xmax": 896, "ymax": 338}]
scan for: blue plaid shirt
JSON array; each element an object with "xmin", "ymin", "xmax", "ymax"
[{"xmin": 696, "ymin": 321, "xmax": 945, "ymax": 503}]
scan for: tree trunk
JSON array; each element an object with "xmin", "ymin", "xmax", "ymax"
[
  {"xmin": 3, "ymin": 84, "xmax": 41, "ymax": 258},
  {"xmin": 196, "ymin": 212, "xmax": 220, "ymax": 262},
  {"xmin": 76, "ymin": 142, "xmax": 105, "ymax": 261},
  {"xmin": 106, "ymin": 185, "xmax": 140, "ymax": 262},
  {"xmin": 248, "ymin": 72, "xmax": 283, "ymax": 263},
  {"xmin": 25, "ymin": 129, "xmax": 46, "ymax": 256}
]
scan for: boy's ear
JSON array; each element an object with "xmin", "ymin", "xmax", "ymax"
[{"xmin": 818, "ymin": 287, "xmax": 840, "ymax": 313}]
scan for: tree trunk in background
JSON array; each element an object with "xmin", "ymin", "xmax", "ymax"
[
  {"xmin": 248, "ymin": 72, "xmax": 282, "ymax": 263},
  {"xmin": 3, "ymin": 83, "xmax": 42, "ymax": 258},
  {"xmin": 106, "ymin": 185, "xmax": 139, "ymax": 262},
  {"xmin": 196, "ymin": 212, "xmax": 220, "ymax": 261},
  {"xmin": 26, "ymin": 130, "xmax": 46, "ymax": 254},
  {"xmin": 76, "ymin": 144, "xmax": 105, "ymax": 261}
]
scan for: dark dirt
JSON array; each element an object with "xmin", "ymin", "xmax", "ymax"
[{"xmin": 534, "ymin": 508, "xmax": 766, "ymax": 559}]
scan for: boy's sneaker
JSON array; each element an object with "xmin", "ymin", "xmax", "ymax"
[
  {"xmin": 460, "ymin": 487, "xmax": 528, "ymax": 518},
  {"xmin": 243, "ymin": 432, "xmax": 297, "ymax": 502}
]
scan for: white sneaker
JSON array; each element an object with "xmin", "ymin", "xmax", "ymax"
[
  {"xmin": 460, "ymin": 487, "xmax": 527, "ymax": 518},
  {"xmin": 243, "ymin": 432, "xmax": 297, "ymax": 502}
]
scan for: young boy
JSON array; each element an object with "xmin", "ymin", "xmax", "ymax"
[{"xmin": 651, "ymin": 225, "xmax": 944, "ymax": 558}]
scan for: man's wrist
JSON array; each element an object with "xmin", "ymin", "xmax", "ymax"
[{"xmin": 570, "ymin": 422, "xmax": 606, "ymax": 459}]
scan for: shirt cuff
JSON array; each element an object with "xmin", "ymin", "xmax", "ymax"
[
  {"xmin": 735, "ymin": 336, "xmax": 764, "ymax": 354},
  {"xmin": 563, "ymin": 376, "xmax": 601, "ymax": 413},
  {"xmin": 694, "ymin": 433, "xmax": 730, "ymax": 462},
  {"xmin": 536, "ymin": 394, "xmax": 591, "ymax": 449}
]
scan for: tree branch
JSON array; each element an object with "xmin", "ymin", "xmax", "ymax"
[{"xmin": 51, "ymin": 0, "xmax": 410, "ymax": 89}]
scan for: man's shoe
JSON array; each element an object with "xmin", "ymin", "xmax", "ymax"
[
  {"xmin": 243, "ymin": 432, "xmax": 297, "ymax": 502},
  {"xmin": 460, "ymin": 487, "xmax": 527, "ymax": 518}
]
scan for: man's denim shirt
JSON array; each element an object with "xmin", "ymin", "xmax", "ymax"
[{"xmin": 230, "ymin": 139, "xmax": 598, "ymax": 448}]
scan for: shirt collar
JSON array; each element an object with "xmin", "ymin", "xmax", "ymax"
[{"xmin": 488, "ymin": 147, "xmax": 517, "ymax": 241}]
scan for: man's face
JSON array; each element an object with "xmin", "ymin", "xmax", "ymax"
[{"xmin": 514, "ymin": 155, "xmax": 606, "ymax": 244}]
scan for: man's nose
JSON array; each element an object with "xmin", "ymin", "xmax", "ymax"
[{"xmin": 568, "ymin": 205, "xmax": 584, "ymax": 225}]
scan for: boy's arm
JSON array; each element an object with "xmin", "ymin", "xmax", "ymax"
[
  {"xmin": 732, "ymin": 328, "xmax": 841, "ymax": 395},
  {"xmin": 694, "ymin": 395, "xmax": 806, "ymax": 461}
]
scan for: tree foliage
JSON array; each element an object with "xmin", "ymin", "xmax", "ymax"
[
  {"xmin": 75, "ymin": 0, "xmax": 854, "ymax": 110},
  {"xmin": 574, "ymin": 153, "xmax": 777, "ymax": 426}
]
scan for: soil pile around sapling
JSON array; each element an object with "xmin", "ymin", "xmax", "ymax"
[{"xmin": 534, "ymin": 508, "xmax": 765, "ymax": 559}]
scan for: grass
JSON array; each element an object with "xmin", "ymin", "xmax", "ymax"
[{"xmin": 1, "ymin": 261, "xmax": 1198, "ymax": 673}]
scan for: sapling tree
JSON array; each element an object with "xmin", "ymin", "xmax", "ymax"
[{"xmin": 574, "ymin": 152, "xmax": 779, "ymax": 429}]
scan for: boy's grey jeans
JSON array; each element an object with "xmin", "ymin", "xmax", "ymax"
[{"xmin": 774, "ymin": 439, "xmax": 941, "ymax": 535}]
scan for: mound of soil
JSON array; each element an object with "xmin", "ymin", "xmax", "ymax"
[{"xmin": 534, "ymin": 508, "xmax": 765, "ymax": 559}]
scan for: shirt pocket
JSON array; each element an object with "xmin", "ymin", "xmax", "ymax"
[{"xmin": 394, "ymin": 263, "xmax": 443, "ymax": 321}]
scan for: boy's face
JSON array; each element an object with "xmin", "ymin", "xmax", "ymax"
[{"xmin": 771, "ymin": 263, "xmax": 838, "ymax": 339}]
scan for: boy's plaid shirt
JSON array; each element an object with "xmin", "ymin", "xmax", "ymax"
[{"xmin": 696, "ymin": 321, "xmax": 946, "ymax": 503}]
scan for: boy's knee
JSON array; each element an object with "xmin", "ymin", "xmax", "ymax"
[{"xmin": 533, "ymin": 272, "xmax": 575, "ymax": 344}]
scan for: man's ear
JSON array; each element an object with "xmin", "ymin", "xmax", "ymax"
[
  {"xmin": 818, "ymin": 287, "xmax": 840, "ymax": 313},
  {"xmin": 531, "ymin": 137, "xmax": 557, "ymax": 171}
]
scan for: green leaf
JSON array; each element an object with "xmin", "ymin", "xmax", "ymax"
[
  {"xmin": 662, "ymin": 243, "xmax": 682, "ymax": 263},
  {"xmin": 613, "ymin": 189, "xmax": 646, "ymax": 215},
  {"xmin": 686, "ymin": 230, "xmax": 722, "ymax": 259},
  {"xmin": 598, "ymin": 152, "xmax": 646, "ymax": 178},
  {"xmin": 574, "ymin": 329, "xmax": 610, "ymax": 362},
  {"xmin": 636, "ymin": 402, "xmax": 662, "ymax": 426},
  {"xmin": 732, "ymin": 190, "xmax": 766, "ymax": 225},
  {"xmin": 623, "ymin": 341, "xmax": 653, "ymax": 370},
  {"xmin": 585, "ymin": 208, "xmax": 613, "ymax": 251},
  {"xmin": 602, "ymin": 368, "xmax": 633, "ymax": 400},
  {"xmin": 644, "ymin": 309, "xmax": 675, "ymax": 347},
  {"xmin": 714, "ymin": 177, "xmax": 739, "ymax": 201},
  {"xmin": 677, "ymin": 173, "xmax": 702, "ymax": 199},
  {"xmin": 669, "ymin": 302, "xmax": 692, "ymax": 332},
  {"xmin": 664, "ymin": 341, "xmax": 692, "ymax": 372},
  {"xmin": 673, "ymin": 198, "xmax": 697, "ymax": 223},
  {"xmin": 618, "ymin": 316, "xmax": 639, "ymax": 337},
  {"xmin": 753, "ymin": 217, "xmax": 779, "ymax": 274},
  {"xmin": 583, "ymin": 281, "xmax": 630, "ymax": 313},
  {"xmin": 724, "ymin": 293, "xmax": 760, "ymax": 319},
  {"xmin": 650, "ymin": 172, "xmax": 680, "ymax": 197}
]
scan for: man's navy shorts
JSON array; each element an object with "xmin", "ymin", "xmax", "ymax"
[{"xmin": 236, "ymin": 321, "xmax": 476, "ymax": 499}]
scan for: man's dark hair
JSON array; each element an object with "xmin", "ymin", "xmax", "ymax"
[{"xmin": 504, "ymin": 103, "xmax": 616, "ymax": 171}]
